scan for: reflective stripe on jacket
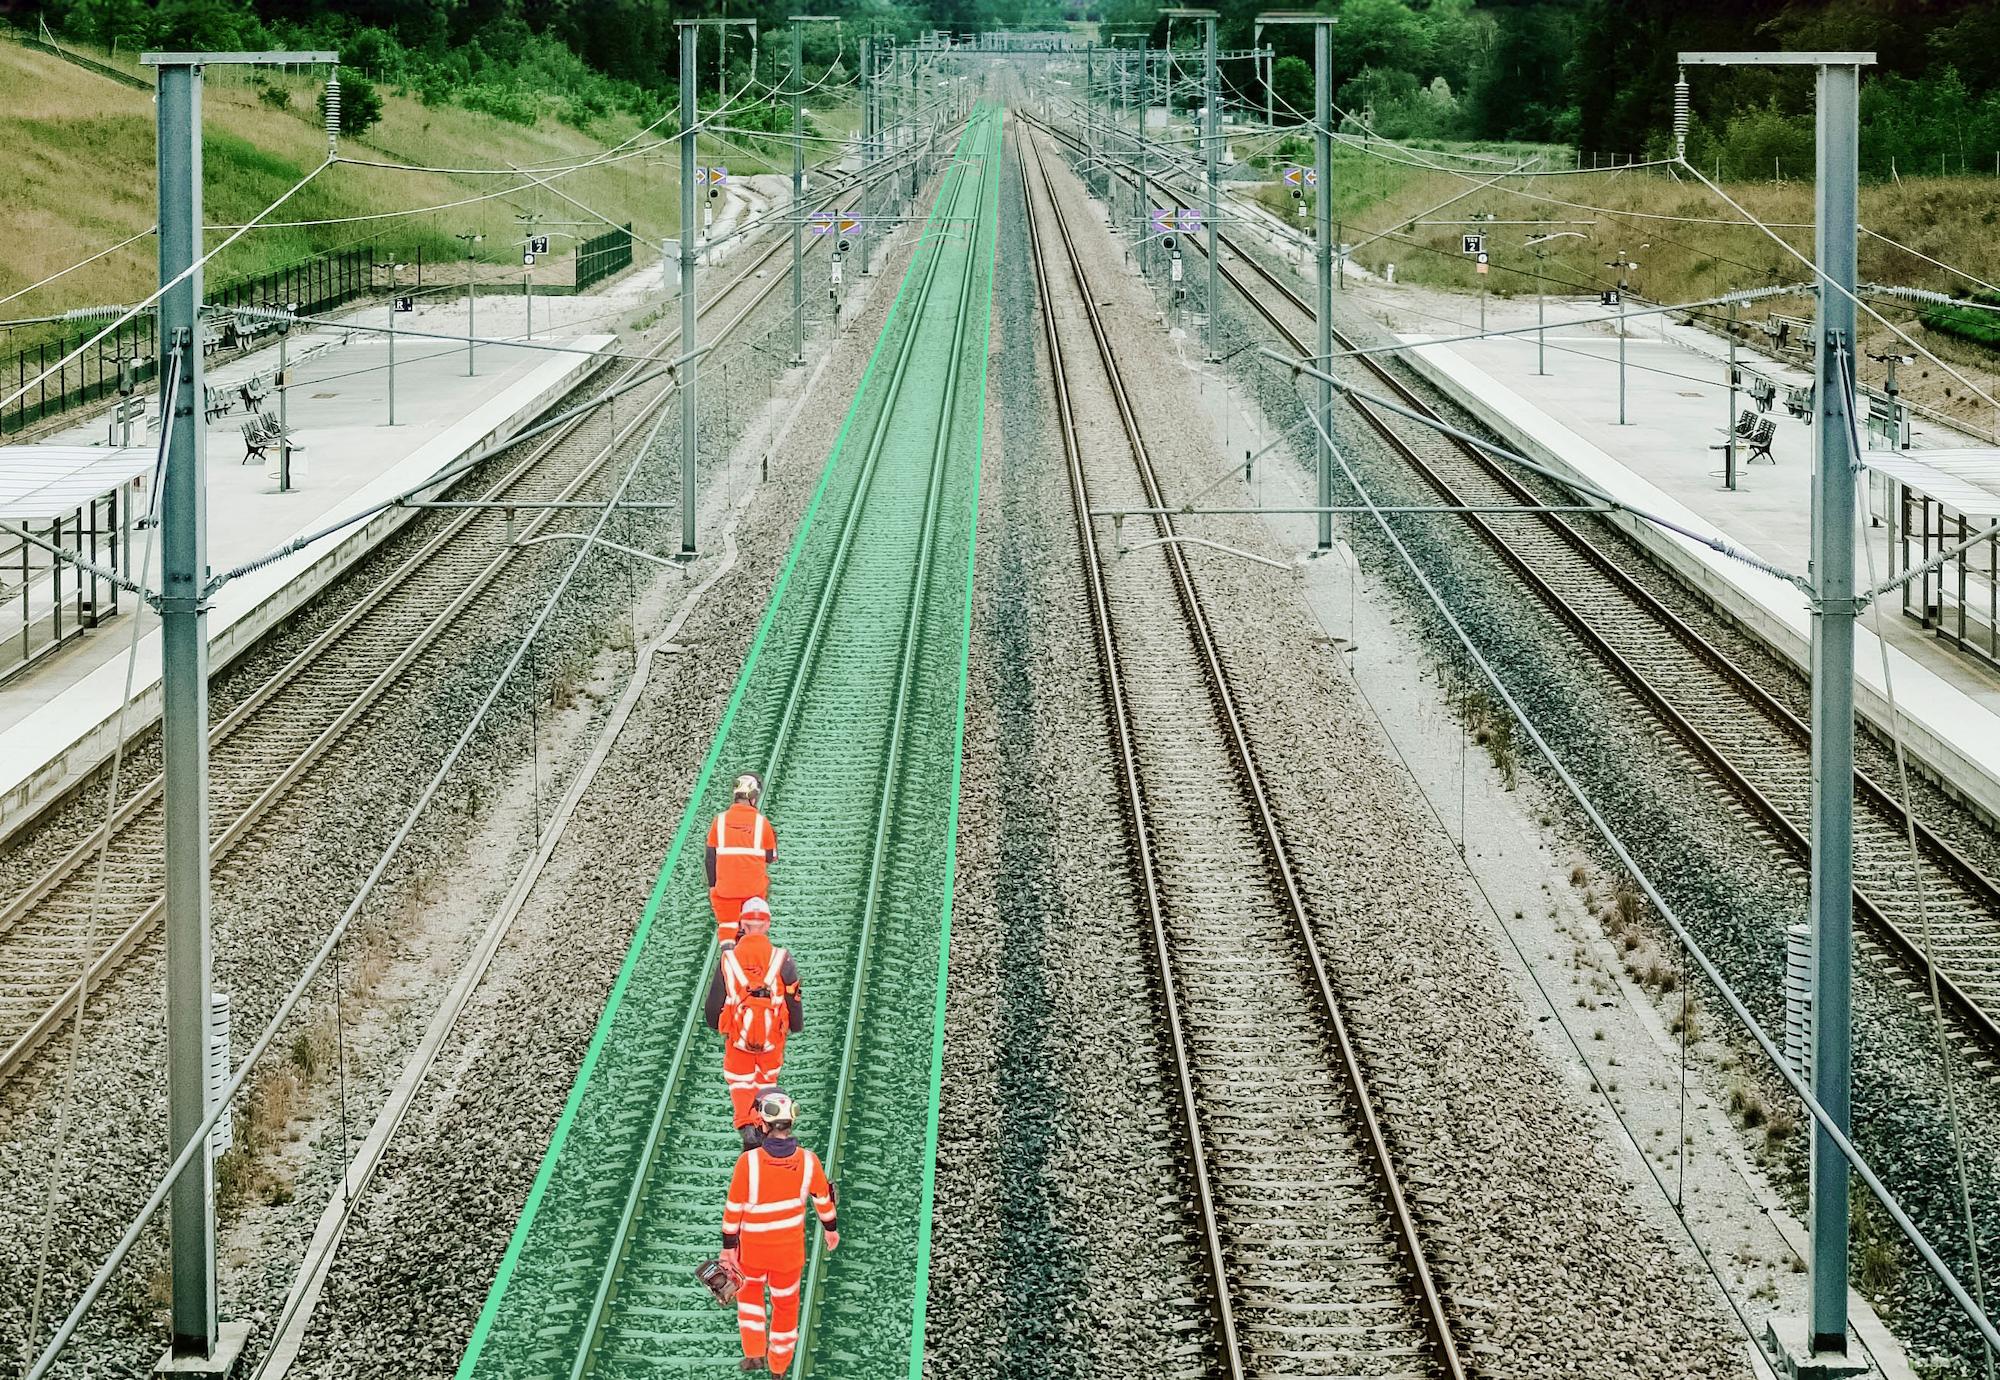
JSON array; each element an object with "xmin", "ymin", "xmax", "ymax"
[
  {"xmin": 707, "ymin": 803, "xmax": 776, "ymax": 898},
  {"xmin": 721, "ymin": 1145, "xmax": 837, "ymax": 1271}
]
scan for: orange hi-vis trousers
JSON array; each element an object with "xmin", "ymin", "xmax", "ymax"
[
  {"xmin": 737, "ymin": 1265, "xmax": 803, "ymax": 1372},
  {"xmin": 723, "ymin": 1041, "xmax": 785, "ymax": 1128},
  {"xmin": 711, "ymin": 891, "xmax": 752, "ymax": 946}
]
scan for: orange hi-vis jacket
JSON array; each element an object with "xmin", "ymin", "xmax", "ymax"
[
  {"xmin": 722, "ymin": 1141, "xmax": 837, "ymax": 1272},
  {"xmin": 707, "ymin": 803, "xmax": 776, "ymax": 899},
  {"xmin": 720, "ymin": 938, "xmax": 797, "ymax": 1052}
]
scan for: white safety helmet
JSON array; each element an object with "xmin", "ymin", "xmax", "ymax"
[
  {"xmin": 733, "ymin": 772, "xmax": 763, "ymax": 804},
  {"xmin": 737, "ymin": 897, "xmax": 772, "ymax": 933},
  {"xmin": 754, "ymin": 1088, "xmax": 795, "ymax": 1134}
]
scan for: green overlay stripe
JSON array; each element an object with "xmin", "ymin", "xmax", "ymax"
[{"xmin": 455, "ymin": 107, "xmax": 1003, "ymax": 1380}]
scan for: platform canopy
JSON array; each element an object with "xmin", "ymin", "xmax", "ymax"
[
  {"xmin": 0, "ymin": 446, "xmax": 153, "ymax": 522},
  {"xmin": 1867, "ymin": 448, "xmax": 2000, "ymax": 522}
]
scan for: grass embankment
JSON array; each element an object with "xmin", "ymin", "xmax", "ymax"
[
  {"xmin": 0, "ymin": 35, "xmax": 843, "ymax": 322},
  {"xmin": 1235, "ymin": 149, "xmax": 2000, "ymax": 435}
]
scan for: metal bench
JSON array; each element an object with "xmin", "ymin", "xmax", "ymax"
[
  {"xmin": 1711, "ymin": 412, "xmax": 1778, "ymax": 467},
  {"xmin": 1768, "ymin": 313, "xmax": 1815, "ymax": 358},
  {"xmin": 237, "ymin": 373, "xmax": 271, "ymax": 414},
  {"xmin": 239, "ymin": 409, "xmax": 291, "ymax": 465}
]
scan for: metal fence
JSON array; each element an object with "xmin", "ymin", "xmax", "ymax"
[
  {"xmin": 575, "ymin": 224, "xmax": 633, "ymax": 293},
  {"xmin": 2, "ymin": 247, "xmax": 376, "ymax": 437},
  {"xmin": 207, "ymin": 246, "xmax": 375, "ymax": 319},
  {"xmin": 2, "ymin": 314, "xmax": 157, "ymax": 437}
]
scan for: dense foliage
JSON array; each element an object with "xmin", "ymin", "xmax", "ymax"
[
  {"xmin": 1923, "ymin": 294, "xmax": 2000, "ymax": 352},
  {"xmin": 21, "ymin": 0, "xmax": 2000, "ymax": 178},
  {"xmin": 1098, "ymin": 0, "xmax": 2000, "ymax": 178}
]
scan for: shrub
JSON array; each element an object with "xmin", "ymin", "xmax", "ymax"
[
  {"xmin": 321, "ymin": 73, "xmax": 384, "ymax": 137},
  {"xmin": 1922, "ymin": 293, "xmax": 2000, "ymax": 352}
]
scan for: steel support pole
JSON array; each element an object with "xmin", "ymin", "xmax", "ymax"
[
  {"xmin": 1725, "ymin": 301, "xmax": 1738, "ymax": 489},
  {"xmin": 859, "ymin": 36, "xmax": 873, "ymax": 277},
  {"xmin": 680, "ymin": 26, "xmax": 699, "ymax": 555},
  {"xmin": 1807, "ymin": 58, "xmax": 1861, "ymax": 1358},
  {"xmin": 466, "ymin": 245, "xmax": 476, "ymax": 376},
  {"xmin": 156, "ymin": 57, "xmax": 217, "ymax": 1359},
  {"xmin": 1616, "ymin": 290, "xmax": 1627, "ymax": 424},
  {"xmin": 387, "ymin": 295, "xmax": 397, "ymax": 425},
  {"xmin": 1202, "ymin": 17, "xmax": 1219, "ymax": 361},
  {"xmin": 1536, "ymin": 269, "xmax": 1546, "ymax": 375},
  {"xmin": 1313, "ymin": 20, "xmax": 1332, "ymax": 549},
  {"xmin": 1086, "ymin": 44, "xmax": 1097, "ymax": 197},
  {"xmin": 790, "ymin": 23, "xmax": 805, "ymax": 365}
]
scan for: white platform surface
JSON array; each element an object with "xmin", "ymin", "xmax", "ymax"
[
  {"xmin": 0, "ymin": 309, "xmax": 616, "ymax": 833},
  {"xmin": 1390, "ymin": 307, "xmax": 2000, "ymax": 823}
]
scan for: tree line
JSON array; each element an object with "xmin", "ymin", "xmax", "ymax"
[{"xmin": 23, "ymin": 0, "xmax": 2000, "ymax": 178}]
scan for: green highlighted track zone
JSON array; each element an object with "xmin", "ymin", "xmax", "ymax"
[{"xmin": 456, "ymin": 107, "xmax": 1003, "ymax": 1380}]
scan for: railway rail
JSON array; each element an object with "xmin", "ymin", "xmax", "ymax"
[
  {"xmin": 458, "ymin": 107, "xmax": 1001, "ymax": 1380},
  {"xmin": 1029, "ymin": 111, "xmax": 2000, "ymax": 1064},
  {"xmin": 1019, "ymin": 119, "xmax": 1463, "ymax": 1379},
  {"xmin": 0, "ymin": 160, "xmax": 910, "ymax": 1088}
]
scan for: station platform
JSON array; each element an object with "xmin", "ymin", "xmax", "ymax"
[
  {"xmin": 1363, "ymin": 284, "xmax": 2000, "ymax": 824},
  {"xmin": 0, "ymin": 296, "xmax": 618, "ymax": 841}
]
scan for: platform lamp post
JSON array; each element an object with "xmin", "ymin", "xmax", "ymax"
[
  {"xmin": 1258, "ymin": 12, "xmax": 1335, "ymax": 549},
  {"xmin": 789, "ymin": 16, "xmax": 840, "ymax": 367},
  {"xmin": 1162, "ymin": 9, "xmax": 1218, "ymax": 362},
  {"xmin": 141, "ymin": 47, "xmax": 336, "ymax": 1373},
  {"xmin": 454, "ymin": 232, "xmax": 482, "ymax": 376},
  {"xmin": 678, "ymin": 16, "xmax": 756, "ymax": 557},
  {"xmin": 385, "ymin": 262, "xmax": 406, "ymax": 426},
  {"xmin": 1683, "ymin": 50, "xmax": 1874, "ymax": 1380},
  {"xmin": 1604, "ymin": 249, "xmax": 1639, "ymax": 424},
  {"xmin": 1525, "ymin": 230, "xmax": 1586, "ymax": 377}
]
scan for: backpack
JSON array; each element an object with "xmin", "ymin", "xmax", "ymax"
[{"xmin": 722, "ymin": 941, "xmax": 791, "ymax": 1052}]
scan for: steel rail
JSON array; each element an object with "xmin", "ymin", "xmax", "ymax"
[
  {"xmin": 1020, "ymin": 119, "xmax": 1467, "ymax": 1380},
  {"xmin": 0, "ymin": 168, "xmax": 903, "ymax": 1088},
  {"xmin": 566, "ymin": 111, "xmax": 996, "ymax": 1379},
  {"xmin": 1031, "ymin": 111, "xmax": 2000, "ymax": 1061},
  {"xmin": 1015, "ymin": 124, "xmax": 1245, "ymax": 1379}
]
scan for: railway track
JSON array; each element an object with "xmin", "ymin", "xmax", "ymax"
[
  {"xmin": 1019, "ymin": 119, "xmax": 1462, "ymax": 1379},
  {"xmin": 459, "ymin": 108, "xmax": 1001, "ymax": 1380},
  {"xmin": 0, "ymin": 163, "xmax": 904, "ymax": 1088},
  {"xmin": 1030, "ymin": 112, "xmax": 2000, "ymax": 1063}
]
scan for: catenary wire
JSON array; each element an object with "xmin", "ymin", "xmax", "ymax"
[{"xmin": 0, "ymin": 158, "xmax": 334, "ymax": 423}]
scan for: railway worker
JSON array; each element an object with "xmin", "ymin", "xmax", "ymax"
[
  {"xmin": 720, "ymin": 1089, "xmax": 839, "ymax": 1375},
  {"xmin": 705, "ymin": 900, "xmax": 803, "ymax": 1148},
  {"xmin": 707, "ymin": 772, "xmax": 777, "ymax": 946}
]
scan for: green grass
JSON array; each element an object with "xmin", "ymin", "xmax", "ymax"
[
  {"xmin": 0, "ymin": 32, "xmax": 857, "ymax": 321},
  {"xmin": 1922, "ymin": 293, "xmax": 2000, "ymax": 352}
]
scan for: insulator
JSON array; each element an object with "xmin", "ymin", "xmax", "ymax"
[
  {"xmin": 324, "ymin": 71, "xmax": 342, "ymax": 156},
  {"xmin": 1672, "ymin": 71, "xmax": 1690, "ymax": 161}
]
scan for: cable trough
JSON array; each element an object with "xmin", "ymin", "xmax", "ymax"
[
  {"xmin": 1033, "ymin": 112, "xmax": 2000, "ymax": 1069},
  {"xmin": 1018, "ymin": 118, "xmax": 1463, "ymax": 1379}
]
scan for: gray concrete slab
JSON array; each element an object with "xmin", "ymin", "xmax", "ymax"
[
  {"xmin": 0, "ymin": 290, "xmax": 619, "ymax": 838},
  {"xmin": 1350, "ymin": 280, "xmax": 2000, "ymax": 823}
]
